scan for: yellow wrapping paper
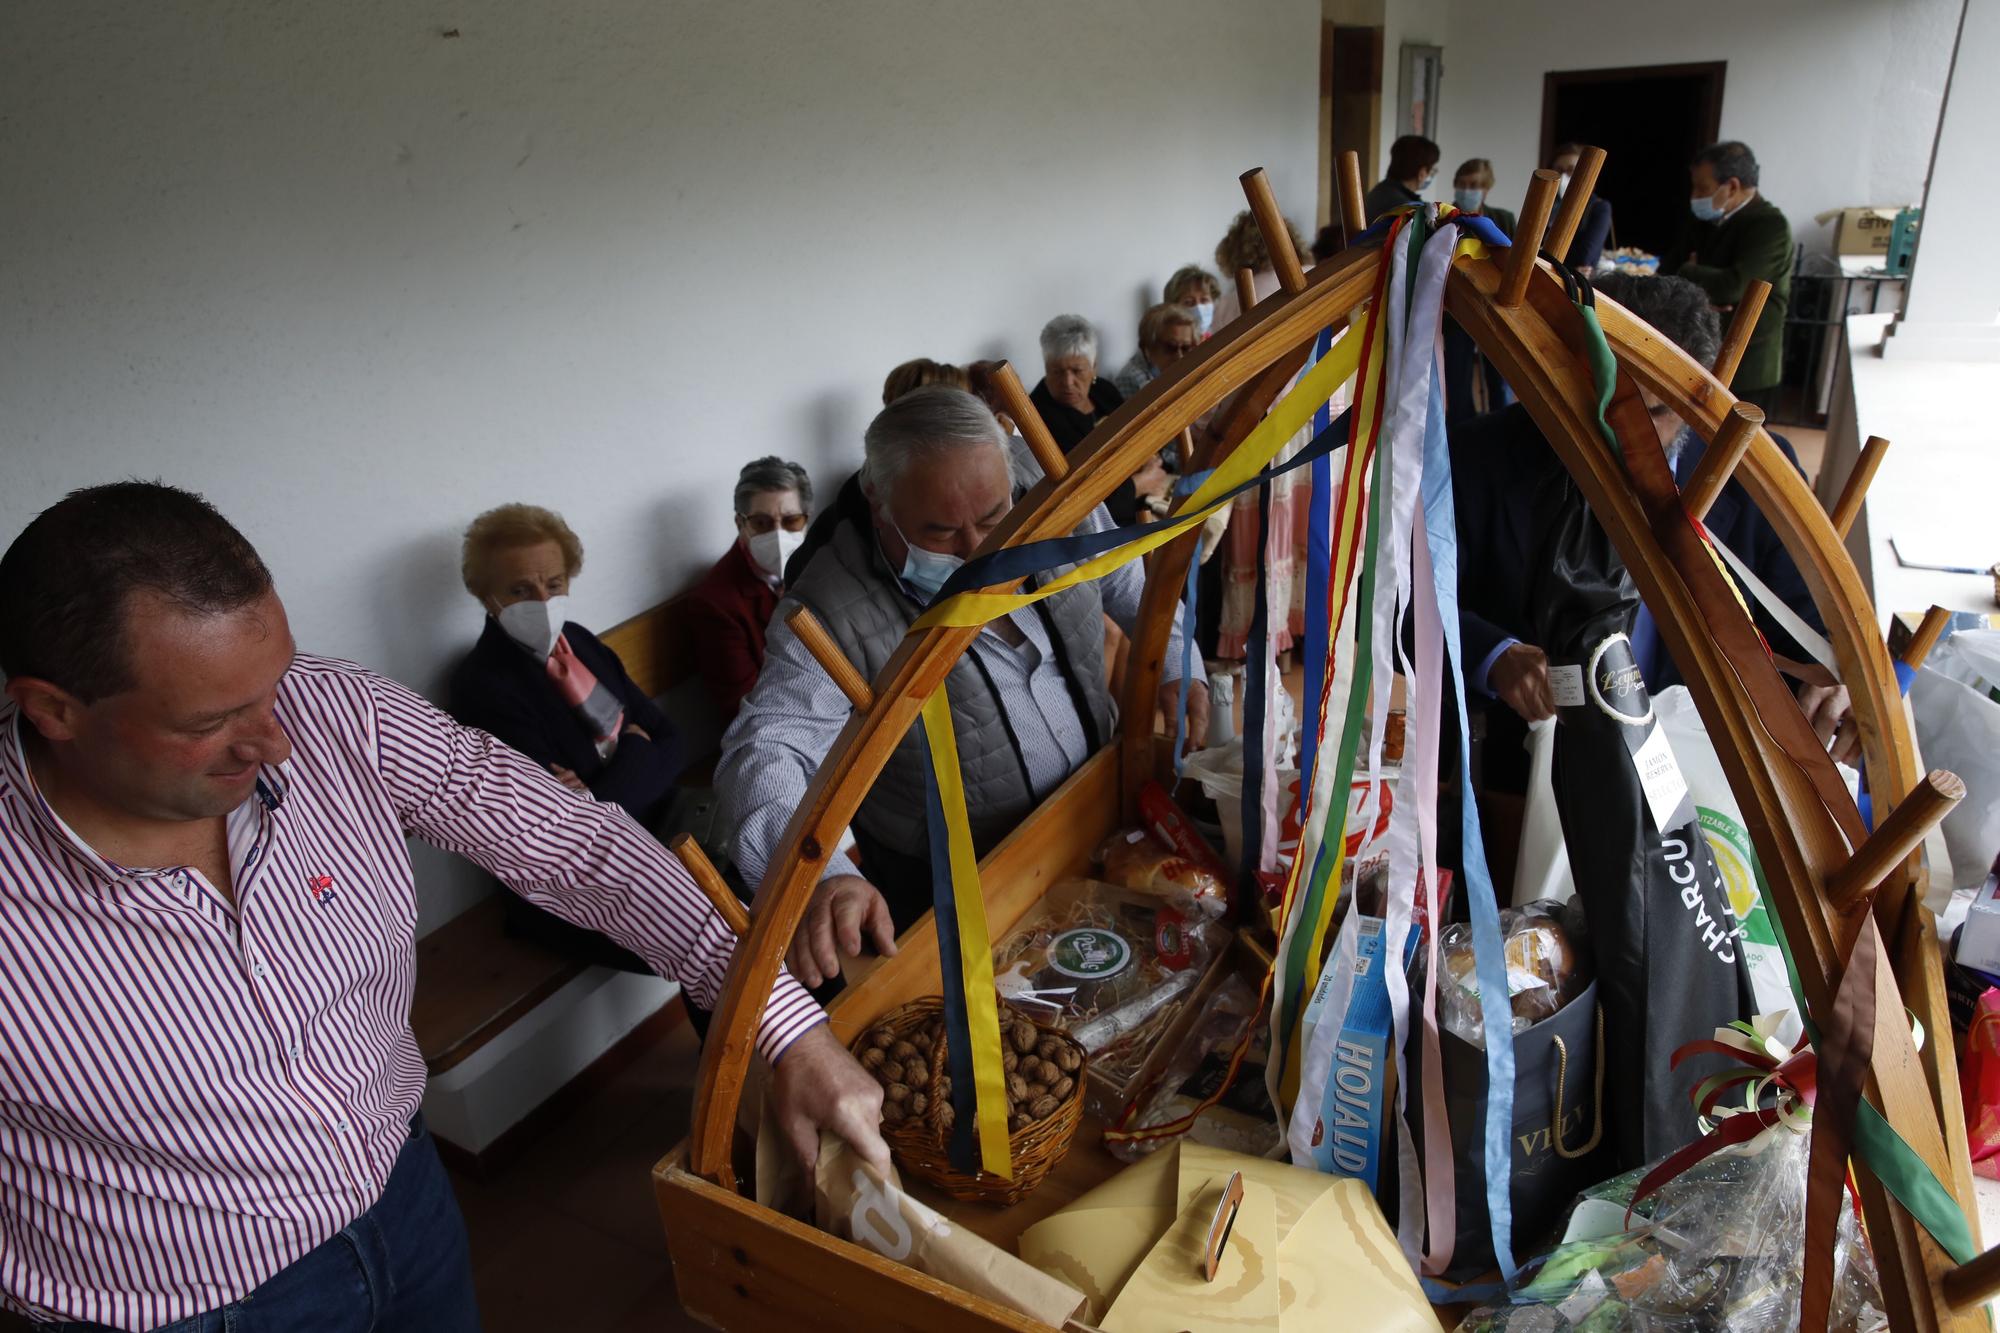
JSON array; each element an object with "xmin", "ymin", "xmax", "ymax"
[{"xmin": 1017, "ymin": 1143, "xmax": 1438, "ymax": 1330}]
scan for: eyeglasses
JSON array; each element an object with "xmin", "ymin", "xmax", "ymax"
[
  {"xmin": 740, "ymin": 512, "xmax": 809, "ymax": 535},
  {"xmin": 1157, "ymin": 339, "xmax": 1198, "ymax": 357}
]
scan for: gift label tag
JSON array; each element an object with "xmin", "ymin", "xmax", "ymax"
[
  {"xmin": 1549, "ymin": 664, "xmax": 1585, "ymax": 709},
  {"xmin": 1631, "ymin": 722, "xmax": 1691, "ymax": 834}
]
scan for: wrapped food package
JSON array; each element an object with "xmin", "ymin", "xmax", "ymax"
[
  {"xmin": 1435, "ymin": 899, "xmax": 1587, "ymax": 1048},
  {"xmin": 992, "ymin": 880, "xmax": 1222, "ymax": 1064},
  {"xmin": 1094, "ymin": 827, "xmax": 1228, "ymax": 918},
  {"xmin": 1459, "ymin": 1125, "xmax": 1885, "ymax": 1331},
  {"xmin": 1110, "ymin": 973, "xmax": 1279, "ymax": 1161}
]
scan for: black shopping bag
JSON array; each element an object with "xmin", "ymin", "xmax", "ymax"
[{"xmin": 1407, "ymin": 980, "xmax": 1609, "ymax": 1277}]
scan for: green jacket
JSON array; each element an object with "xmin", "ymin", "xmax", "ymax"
[{"xmin": 1662, "ymin": 193, "xmax": 1792, "ymax": 392}]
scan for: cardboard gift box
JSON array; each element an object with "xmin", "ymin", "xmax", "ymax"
[{"xmin": 1017, "ymin": 1139, "xmax": 1439, "ymax": 1330}]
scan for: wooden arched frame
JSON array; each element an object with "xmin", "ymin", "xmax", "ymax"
[{"xmin": 683, "ymin": 159, "xmax": 1980, "ymax": 1330}]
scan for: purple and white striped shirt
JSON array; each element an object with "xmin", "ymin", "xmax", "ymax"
[{"xmin": 0, "ymin": 655, "xmax": 820, "ymax": 1330}]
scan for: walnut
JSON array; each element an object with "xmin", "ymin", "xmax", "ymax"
[
  {"xmin": 1002, "ymin": 1049, "xmax": 1019, "ymax": 1073},
  {"xmin": 1036, "ymin": 1036, "xmax": 1065, "ymax": 1063},
  {"xmin": 889, "ymin": 1040, "xmax": 919, "ymax": 1062},
  {"xmin": 1030, "ymin": 1094, "xmax": 1059, "ymax": 1120},
  {"xmin": 904, "ymin": 1059, "xmax": 931, "ymax": 1087},
  {"xmin": 884, "ymin": 1082, "xmax": 910, "ymax": 1102},
  {"xmin": 1009, "ymin": 1021, "xmax": 1038, "ymax": 1054},
  {"xmin": 1018, "ymin": 1056, "xmax": 1045, "ymax": 1083},
  {"xmin": 911, "ymin": 1028, "xmax": 934, "ymax": 1050},
  {"xmin": 860, "ymin": 1046, "xmax": 886, "ymax": 1070},
  {"xmin": 937, "ymin": 1075, "xmax": 952, "ymax": 1099},
  {"xmin": 937, "ymin": 1101, "xmax": 955, "ymax": 1130},
  {"xmin": 908, "ymin": 1092, "xmax": 928, "ymax": 1117},
  {"xmin": 1049, "ymin": 1074, "xmax": 1075, "ymax": 1101},
  {"xmin": 883, "ymin": 1100, "xmax": 906, "ymax": 1123},
  {"xmin": 869, "ymin": 1027, "xmax": 896, "ymax": 1049},
  {"xmin": 1052, "ymin": 1043, "xmax": 1082, "ymax": 1072},
  {"xmin": 1026, "ymin": 1082, "xmax": 1048, "ymax": 1101},
  {"xmin": 1006, "ymin": 1074, "xmax": 1029, "ymax": 1103}
]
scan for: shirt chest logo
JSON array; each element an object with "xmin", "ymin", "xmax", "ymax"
[{"xmin": 308, "ymin": 874, "xmax": 338, "ymax": 907}]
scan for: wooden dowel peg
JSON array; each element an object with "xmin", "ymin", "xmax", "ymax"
[
  {"xmin": 1713, "ymin": 280, "xmax": 1773, "ymax": 389},
  {"xmin": 1498, "ymin": 169, "xmax": 1562, "ymax": 309},
  {"xmin": 1681, "ymin": 402, "xmax": 1763, "ymax": 522},
  {"xmin": 1177, "ymin": 427, "xmax": 1196, "ymax": 472},
  {"xmin": 1337, "ymin": 150, "xmax": 1366, "ymax": 247},
  {"xmin": 668, "ymin": 833, "xmax": 750, "ymax": 939},
  {"xmin": 1829, "ymin": 435, "xmax": 1891, "ymax": 541},
  {"xmin": 1901, "ymin": 605, "xmax": 1955, "ymax": 671},
  {"xmin": 1234, "ymin": 266, "xmax": 1258, "ymax": 315},
  {"xmin": 784, "ymin": 605, "xmax": 874, "ymax": 711},
  {"xmin": 1943, "ymin": 1242, "xmax": 2000, "ymax": 1310},
  {"xmin": 1826, "ymin": 769, "xmax": 1964, "ymax": 911},
  {"xmin": 1544, "ymin": 144, "xmax": 1606, "ymax": 260},
  {"xmin": 1240, "ymin": 167, "xmax": 1307, "ymax": 295},
  {"xmin": 988, "ymin": 360, "xmax": 1068, "ymax": 481}
]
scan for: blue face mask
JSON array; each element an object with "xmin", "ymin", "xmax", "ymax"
[
  {"xmin": 1690, "ymin": 189, "xmax": 1726, "ymax": 222},
  {"xmin": 1192, "ymin": 300, "xmax": 1215, "ymax": 335},
  {"xmin": 1453, "ymin": 187, "xmax": 1484, "ymax": 213},
  {"xmin": 891, "ymin": 519, "xmax": 964, "ymax": 602}
]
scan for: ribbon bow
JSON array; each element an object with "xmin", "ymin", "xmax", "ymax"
[{"xmin": 1624, "ymin": 1011, "xmax": 1816, "ymax": 1228}]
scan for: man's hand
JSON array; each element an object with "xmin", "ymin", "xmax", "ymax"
[
  {"xmin": 549, "ymin": 763, "xmax": 590, "ymax": 794},
  {"xmin": 769, "ymin": 1023, "xmax": 888, "ymax": 1175},
  {"xmin": 1491, "ymin": 642, "xmax": 1556, "ymax": 722},
  {"xmin": 788, "ymin": 874, "xmax": 898, "ymax": 988},
  {"xmin": 1797, "ymin": 682, "xmax": 1860, "ymax": 765},
  {"xmin": 1132, "ymin": 457, "xmax": 1171, "ymax": 504},
  {"xmin": 1159, "ymin": 677, "xmax": 1212, "ymax": 753},
  {"xmin": 622, "ymin": 722, "xmax": 652, "ymax": 742}
]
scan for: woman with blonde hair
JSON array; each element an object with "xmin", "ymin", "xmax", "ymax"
[
  {"xmin": 1444, "ymin": 157, "xmax": 1515, "ymax": 421},
  {"xmin": 1205, "ymin": 207, "xmax": 1310, "ymax": 331}
]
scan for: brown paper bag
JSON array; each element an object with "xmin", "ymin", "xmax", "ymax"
[{"xmin": 813, "ymin": 1132, "xmax": 1086, "ymax": 1328}]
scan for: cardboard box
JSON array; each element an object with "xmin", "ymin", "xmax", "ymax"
[{"xmin": 1820, "ymin": 206, "xmax": 1901, "ymax": 256}]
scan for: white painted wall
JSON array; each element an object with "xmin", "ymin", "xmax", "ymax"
[
  {"xmin": 1, "ymin": 0, "xmax": 1320, "ymax": 933},
  {"xmin": 1431, "ymin": 0, "xmax": 1958, "ymax": 255}
]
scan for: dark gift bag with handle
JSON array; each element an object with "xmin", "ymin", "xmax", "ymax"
[{"xmin": 1404, "ymin": 979, "xmax": 1609, "ymax": 1277}]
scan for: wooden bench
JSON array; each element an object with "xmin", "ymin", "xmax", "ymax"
[{"xmin": 411, "ymin": 589, "xmax": 714, "ymax": 1080}]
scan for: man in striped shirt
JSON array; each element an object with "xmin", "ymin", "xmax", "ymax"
[{"xmin": 0, "ymin": 482, "xmax": 886, "ymax": 1332}]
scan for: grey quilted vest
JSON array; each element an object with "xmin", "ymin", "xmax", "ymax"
[{"xmin": 784, "ymin": 511, "xmax": 1115, "ymax": 858}]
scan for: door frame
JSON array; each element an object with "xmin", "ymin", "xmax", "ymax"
[{"xmin": 1538, "ymin": 60, "xmax": 1727, "ymax": 169}]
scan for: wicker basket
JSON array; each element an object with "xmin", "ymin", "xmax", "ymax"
[{"xmin": 852, "ymin": 996, "xmax": 1086, "ymax": 1206}]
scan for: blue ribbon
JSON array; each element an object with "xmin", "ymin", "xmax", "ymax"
[
  {"xmin": 1417, "ymin": 259, "xmax": 1518, "ymax": 1283},
  {"xmin": 1300, "ymin": 325, "xmax": 1337, "ymax": 787}
]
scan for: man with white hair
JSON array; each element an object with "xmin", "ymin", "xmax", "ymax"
[{"xmin": 717, "ymin": 386, "xmax": 1209, "ymax": 988}]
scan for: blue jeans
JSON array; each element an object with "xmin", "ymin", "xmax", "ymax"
[{"xmin": 42, "ymin": 1115, "xmax": 482, "ymax": 1333}]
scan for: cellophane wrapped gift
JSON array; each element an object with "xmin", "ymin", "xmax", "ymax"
[{"xmin": 1459, "ymin": 1125, "xmax": 1885, "ymax": 1331}]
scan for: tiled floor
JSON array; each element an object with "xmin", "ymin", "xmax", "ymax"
[{"xmin": 446, "ymin": 1018, "xmax": 709, "ymax": 1333}]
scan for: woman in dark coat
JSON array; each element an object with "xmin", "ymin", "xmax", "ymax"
[
  {"xmin": 450, "ymin": 503, "xmax": 684, "ymax": 968},
  {"xmin": 1028, "ymin": 313, "xmax": 1165, "ymax": 525}
]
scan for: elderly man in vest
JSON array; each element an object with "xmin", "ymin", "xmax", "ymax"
[{"xmin": 716, "ymin": 385, "xmax": 1209, "ymax": 987}]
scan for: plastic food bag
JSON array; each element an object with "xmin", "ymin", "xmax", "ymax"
[
  {"xmin": 1458, "ymin": 1126, "xmax": 1885, "ymax": 1332},
  {"xmin": 1435, "ymin": 901, "xmax": 1588, "ymax": 1048},
  {"xmin": 991, "ymin": 880, "xmax": 1221, "ymax": 1054},
  {"xmin": 1109, "ymin": 974, "xmax": 1279, "ymax": 1162},
  {"xmin": 1094, "ymin": 827, "xmax": 1228, "ymax": 918}
]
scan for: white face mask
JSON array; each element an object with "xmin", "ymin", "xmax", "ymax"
[
  {"xmin": 1192, "ymin": 300, "xmax": 1215, "ymax": 335},
  {"xmin": 746, "ymin": 525, "xmax": 803, "ymax": 580},
  {"xmin": 495, "ymin": 594, "xmax": 568, "ymax": 658},
  {"xmin": 1558, "ymin": 171, "xmax": 1572, "ymax": 197},
  {"xmin": 890, "ymin": 519, "xmax": 964, "ymax": 602}
]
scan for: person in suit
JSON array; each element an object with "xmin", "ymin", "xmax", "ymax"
[
  {"xmin": 1662, "ymin": 141, "xmax": 1793, "ymax": 417},
  {"xmin": 1365, "ymin": 135, "xmax": 1440, "ymax": 224},
  {"xmin": 1551, "ymin": 142, "xmax": 1613, "ymax": 272},
  {"xmin": 685, "ymin": 457, "xmax": 815, "ymax": 724},
  {"xmin": 1454, "ymin": 273, "xmax": 1854, "ymax": 763},
  {"xmin": 450, "ymin": 503, "xmax": 686, "ymax": 969}
]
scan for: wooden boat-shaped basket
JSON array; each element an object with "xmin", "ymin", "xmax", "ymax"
[{"xmin": 652, "ymin": 150, "xmax": 1992, "ymax": 1331}]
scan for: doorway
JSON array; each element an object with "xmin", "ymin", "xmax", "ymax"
[
  {"xmin": 1322, "ymin": 23, "xmax": 1383, "ymax": 224},
  {"xmin": 1540, "ymin": 62, "xmax": 1726, "ymax": 259}
]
